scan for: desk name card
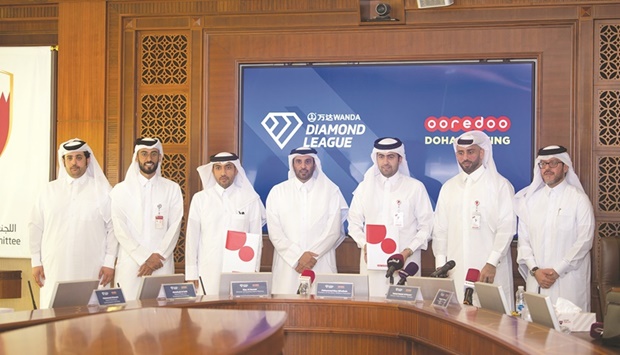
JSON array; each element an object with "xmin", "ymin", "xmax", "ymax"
[
  {"xmin": 230, "ymin": 281, "xmax": 269, "ymax": 298},
  {"xmin": 158, "ymin": 283, "xmax": 197, "ymax": 300},
  {"xmin": 315, "ymin": 282, "xmax": 354, "ymax": 299},
  {"xmin": 386, "ymin": 285, "xmax": 421, "ymax": 302},
  {"xmin": 88, "ymin": 288, "xmax": 126, "ymax": 307},
  {"xmin": 432, "ymin": 289, "xmax": 455, "ymax": 308}
]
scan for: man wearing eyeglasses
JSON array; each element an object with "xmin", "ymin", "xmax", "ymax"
[{"xmin": 514, "ymin": 145, "xmax": 595, "ymax": 311}]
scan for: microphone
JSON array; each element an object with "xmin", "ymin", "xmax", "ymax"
[
  {"xmin": 590, "ymin": 322, "xmax": 604, "ymax": 339},
  {"xmin": 296, "ymin": 269, "xmax": 315, "ymax": 295},
  {"xmin": 397, "ymin": 262, "xmax": 419, "ymax": 285},
  {"xmin": 429, "ymin": 260, "xmax": 456, "ymax": 278},
  {"xmin": 385, "ymin": 254, "xmax": 405, "ymax": 278},
  {"xmin": 463, "ymin": 268, "xmax": 480, "ymax": 305}
]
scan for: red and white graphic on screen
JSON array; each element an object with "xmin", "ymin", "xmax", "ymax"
[
  {"xmin": 0, "ymin": 71, "xmax": 12, "ymax": 157},
  {"xmin": 366, "ymin": 224, "xmax": 397, "ymax": 254},
  {"xmin": 225, "ymin": 230, "xmax": 255, "ymax": 262},
  {"xmin": 424, "ymin": 115, "xmax": 511, "ymax": 133}
]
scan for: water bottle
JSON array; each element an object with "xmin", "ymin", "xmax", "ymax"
[{"xmin": 515, "ymin": 285, "xmax": 525, "ymax": 317}]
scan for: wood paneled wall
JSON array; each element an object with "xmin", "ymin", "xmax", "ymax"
[{"xmin": 1, "ymin": 0, "xmax": 619, "ymax": 315}]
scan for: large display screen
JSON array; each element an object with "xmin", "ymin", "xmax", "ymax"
[{"xmin": 240, "ymin": 61, "xmax": 535, "ymax": 208}]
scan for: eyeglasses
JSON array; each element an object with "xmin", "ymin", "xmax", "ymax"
[{"xmin": 538, "ymin": 161, "xmax": 563, "ymax": 169}]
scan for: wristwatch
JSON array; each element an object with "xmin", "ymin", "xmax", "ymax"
[{"xmin": 529, "ymin": 267, "xmax": 539, "ymax": 276}]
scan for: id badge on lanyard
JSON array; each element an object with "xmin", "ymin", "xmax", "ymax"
[
  {"xmin": 394, "ymin": 200, "xmax": 404, "ymax": 227},
  {"xmin": 155, "ymin": 203, "xmax": 164, "ymax": 229},
  {"xmin": 471, "ymin": 200, "xmax": 480, "ymax": 229}
]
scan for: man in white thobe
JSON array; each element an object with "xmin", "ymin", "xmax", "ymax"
[
  {"xmin": 514, "ymin": 145, "xmax": 594, "ymax": 311},
  {"xmin": 348, "ymin": 137, "xmax": 433, "ymax": 297},
  {"xmin": 185, "ymin": 152, "xmax": 265, "ymax": 295},
  {"xmin": 110, "ymin": 137, "xmax": 183, "ymax": 300},
  {"xmin": 433, "ymin": 131, "xmax": 516, "ymax": 307},
  {"xmin": 266, "ymin": 147, "xmax": 348, "ymax": 294},
  {"xmin": 30, "ymin": 138, "xmax": 118, "ymax": 308}
]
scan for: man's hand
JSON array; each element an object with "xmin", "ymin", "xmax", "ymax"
[
  {"xmin": 138, "ymin": 253, "xmax": 165, "ymax": 276},
  {"xmin": 32, "ymin": 266, "xmax": 45, "ymax": 287},
  {"xmin": 479, "ymin": 263, "xmax": 496, "ymax": 283},
  {"xmin": 534, "ymin": 268, "xmax": 559, "ymax": 289},
  {"xmin": 400, "ymin": 248, "xmax": 413, "ymax": 260},
  {"xmin": 295, "ymin": 251, "xmax": 318, "ymax": 273},
  {"xmin": 99, "ymin": 267, "xmax": 115, "ymax": 286}
]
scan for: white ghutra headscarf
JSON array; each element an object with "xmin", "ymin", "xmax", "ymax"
[
  {"xmin": 366, "ymin": 137, "xmax": 410, "ymax": 178},
  {"xmin": 452, "ymin": 130, "xmax": 499, "ymax": 175},
  {"xmin": 287, "ymin": 147, "xmax": 349, "ymax": 243},
  {"xmin": 111, "ymin": 137, "xmax": 165, "ymax": 234},
  {"xmin": 57, "ymin": 138, "xmax": 111, "ymax": 205},
  {"xmin": 196, "ymin": 152, "xmax": 265, "ymax": 223},
  {"xmin": 514, "ymin": 145, "xmax": 584, "ymax": 218}
]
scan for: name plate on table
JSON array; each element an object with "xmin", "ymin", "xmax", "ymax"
[
  {"xmin": 230, "ymin": 281, "xmax": 269, "ymax": 298},
  {"xmin": 386, "ymin": 285, "xmax": 422, "ymax": 302},
  {"xmin": 158, "ymin": 283, "xmax": 197, "ymax": 300},
  {"xmin": 88, "ymin": 288, "xmax": 126, "ymax": 307},
  {"xmin": 315, "ymin": 282, "xmax": 354, "ymax": 299},
  {"xmin": 432, "ymin": 289, "xmax": 456, "ymax": 309}
]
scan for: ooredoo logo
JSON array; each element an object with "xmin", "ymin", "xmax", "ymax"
[
  {"xmin": 261, "ymin": 112, "xmax": 303, "ymax": 149},
  {"xmin": 424, "ymin": 116, "xmax": 511, "ymax": 132}
]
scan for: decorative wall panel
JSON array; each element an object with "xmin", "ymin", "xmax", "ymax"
[
  {"xmin": 595, "ymin": 21, "xmax": 620, "ymax": 238},
  {"xmin": 141, "ymin": 34, "xmax": 188, "ymax": 85},
  {"xmin": 597, "ymin": 156, "xmax": 620, "ymax": 212},
  {"xmin": 598, "ymin": 90, "xmax": 619, "ymax": 146},
  {"xmin": 598, "ymin": 222, "xmax": 620, "ymax": 239},
  {"xmin": 599, "ymin": 24, "xmax": 620, "ymax": 81},
  {"xmin": 138, "ymin": 33, "xmax": 192, "ymax": 264},
  {"xmin": 140, "ymin": 94, "xmax": 188, "ymax": 144}
]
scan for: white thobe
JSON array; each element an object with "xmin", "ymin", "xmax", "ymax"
[
  {"xmin": 185, "ymin": 184, "xmax": 264, "ymax": 295},
  {"xmin": 433, "ymin": 166, "xmax": 516, "ymax": 307},
  {"xmin": 516, "ymin": 180, "xmax": 594, "ymax": 311},
  {"xmin": 348, "ymin": 172, "xmax": 433, "ymax": 297},
  {"xmin": 29, "ymin": 174, "xmax": 117, "ymax": 308},
  {"xmin": 110, "ymin": 174, "xmax": 183, "ymax": 300},
  {"xmin": 266, "ymin": 178, "xmax": 346, "ymax": 294}
]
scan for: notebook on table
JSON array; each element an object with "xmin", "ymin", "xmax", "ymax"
[
  {"xmin": 474, "ymin": 282, "xmax": 511, "ymax": 315},
  {"xmin": 49, "ymin": 279, "xmax": 100, "ymax": 308},
  {"xmin": 136, "ymin": 274, "xmax": 186, "ymax": 300},
  {"xmin": 523, "ymin": 292, "xmax": 561, "ymax": 331}
]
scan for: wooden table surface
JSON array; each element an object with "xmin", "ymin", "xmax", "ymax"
[
  {"xmin": 0, "ymin": 307, "xmax": 286, "ymax": 355},
  {"xmin": 0, "ymin": 295, "xmax": 615, "ymax": 354}
]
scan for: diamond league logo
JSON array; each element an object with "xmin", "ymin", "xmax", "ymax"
[{"xmin": 261, "ymin": 112, "xmax": 303, "ymax": 149}]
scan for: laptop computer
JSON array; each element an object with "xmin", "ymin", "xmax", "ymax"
[
  {"xmin": 218, "ymin": 272, "xmax": 272, "ymax": 297},
  {"xmin": 312, "ymin": 273, "xmax": 369, "ymax": 298},
  {"xmin": 49, "ymin": 279, "xmax": 100, "ymax": 308},
  {"xmin": 406, "ymin": 276, "xmax": 459, "ymax": 304},
  {"xmin": 136, "ymin": 274, "xmax": 186, "ymax": 300},
  {"xmin": 523, "ymin": 292, "xmax": 561, "ymax": 331},
  {"xmin": 474, "ymin": 282, "xmax": 511, "ymax": 315}
]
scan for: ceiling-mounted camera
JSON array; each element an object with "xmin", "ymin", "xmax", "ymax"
[
  {"xmin": 375, "ymin": 3, "xmax": 391, "ymax": 17},
  {"xmin": 370, "ymin": 3, "xmax": 397, "ymax": 21}
]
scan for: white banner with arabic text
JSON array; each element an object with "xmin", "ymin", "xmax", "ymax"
[{"xmin": 0, "ymin": 47, "xmax": 52, "ymax": 258}]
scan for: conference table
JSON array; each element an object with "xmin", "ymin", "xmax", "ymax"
[{"xmin": 0, "ymin": 295, "xmax": 613, "ymax": 354}]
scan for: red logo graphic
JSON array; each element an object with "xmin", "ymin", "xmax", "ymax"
[
  {"xmin": 366, "ymin": 224, "xmax": 397, "ymax": 254},
  {"xmin": 0, "ymin": 71, "xmax": 12, "ymax": 157},
  {"xmin": 226, "ymin": 230, "xmax": 255, "ymax": 262},
  {"xmin": 424, "ymin": 115, "xmax": 511, "ymax": 133}
]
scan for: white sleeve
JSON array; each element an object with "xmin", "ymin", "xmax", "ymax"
[{"xmin": 185, "ymin": 194, "xmax": 201, "ymax": 280}]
